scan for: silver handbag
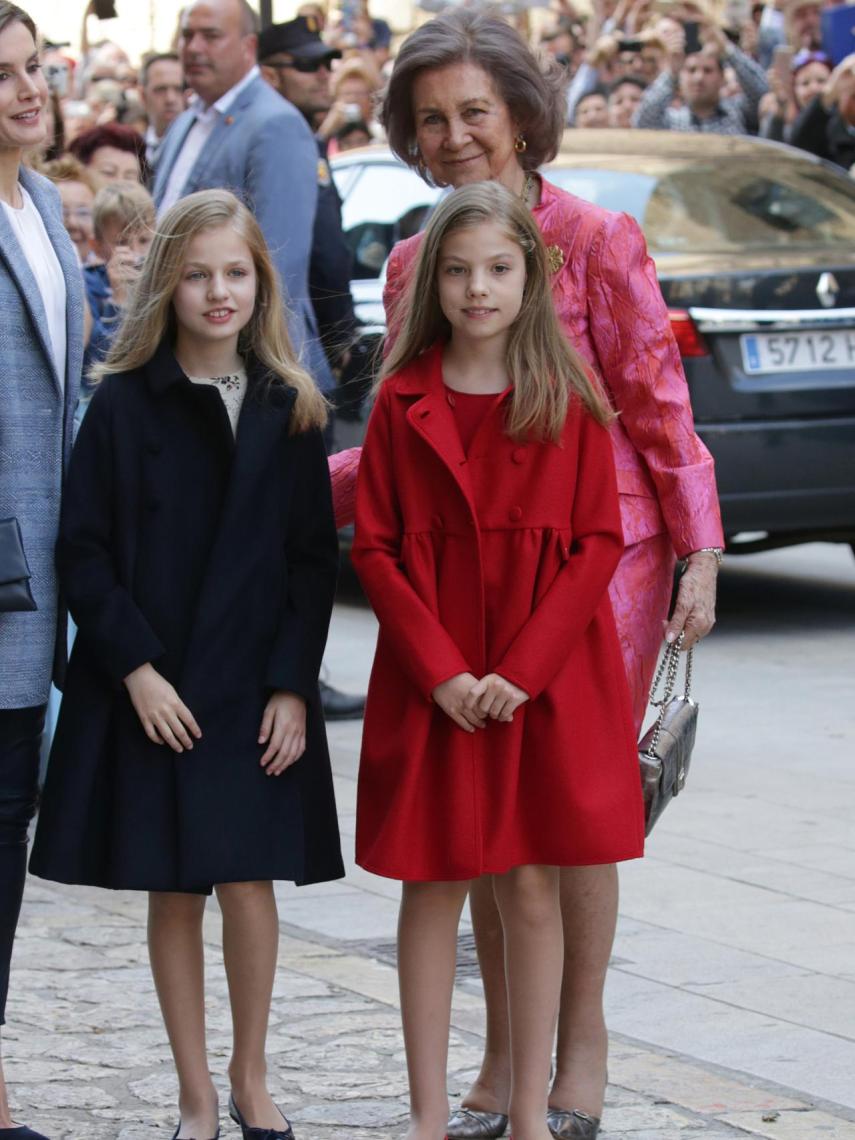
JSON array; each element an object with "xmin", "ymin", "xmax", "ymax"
[{"xmin": 638, "ymin": 632, "xmax": 697, "ymax": 836}]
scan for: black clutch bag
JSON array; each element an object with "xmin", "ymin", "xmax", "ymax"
[
  {"xmin": 638, "ymin": 632, "xmax": 697, "ymax": 836},
  {"xmin": 0, "ymin": 517, "xmax": 37, "ymax": 613}
]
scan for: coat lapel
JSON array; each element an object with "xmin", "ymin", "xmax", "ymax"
[
  {"xmin": 20, "ymin": 168, "xmax": 85, "ymax": 434},
  {"xmin": 152, "ymin": 110, "xmax": 196, "ymax": 205},
  {"xmin": 183, "ymin": 376, "xmax": 297, "ymax": 662},
  {"xmin": 183, "ymin": 79, "xmax": 260, "ymax": 194},
  {"xmin": 0, "ymin": 185, "xmax": 62, "ymax": 398},
  {"xmin": 400, "ymin": 344, "xmax": 478, "ymax": 518}
]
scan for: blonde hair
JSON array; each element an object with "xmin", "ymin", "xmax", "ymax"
[
  {"xmin": 92, "ymin": 181, "xmax": 155, "ymax": 241},
  {"xmin": 93, "ymin": 189, "xmax": 328, "ymax": 433},
  {"xmin": 381, "ymin": 182, "xmax": 612, "ymax": 441},
  {"xmin": 332, "ymin": 57, "xmax": 379, "ymax": 95},
  {"xmin": 39, "ymin": 154, "xmax": 99, "ymax": 195}
]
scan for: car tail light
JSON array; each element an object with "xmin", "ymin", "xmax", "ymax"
[{"xmin": 668, "ymin": 309, "xmax": 710, "ymax": 358}]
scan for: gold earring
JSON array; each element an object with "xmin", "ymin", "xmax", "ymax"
[{"xmin": 514, "ymin": 133, "xmax": 527, "ymax": 153}]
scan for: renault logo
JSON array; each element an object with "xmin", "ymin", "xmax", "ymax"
[{"xmin": 816, "ymin": 272, "xmax": 839, "ymax": 308}]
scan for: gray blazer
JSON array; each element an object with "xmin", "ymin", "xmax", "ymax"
[
  {"xmin": 0, "ymin": 166, "xmax": 84, "ymax": 708},
  {"xmin": 153, "ymin": 75, "xmax": 333, "ymax": 391}
]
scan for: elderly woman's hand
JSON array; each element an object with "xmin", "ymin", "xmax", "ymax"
[{"xmin": 663, "ymin": 552, "xmax": 719, "ymax": 650}]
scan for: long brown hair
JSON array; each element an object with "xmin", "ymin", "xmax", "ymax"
[
  {"xmin": 381, "ymin": 182, "xmax": 613, "ymax": 441},
  {"xmin": 0, "ymin": 1, "xmax": 36, "ymax": 41},
  {"xmin": 94, "ymin": 189, "xmax": 328, "ymax": 433}
]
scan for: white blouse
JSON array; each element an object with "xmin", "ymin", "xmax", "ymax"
[{"xmin": 2, "ymin": 184, "xmax": 67, "ymax": 389}]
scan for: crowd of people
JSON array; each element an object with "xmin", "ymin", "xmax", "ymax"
[
  {"xmin": 7, "ymin": 0, "xmax": 855, "ymax": 401},
  {"xmin": 0, "ymin": 0, "xmax": 843, "ymax": 1139}
]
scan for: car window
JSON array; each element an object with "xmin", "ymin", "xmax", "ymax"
[
  {"xmin": 546, "ymin": 158, "xmax": 855, "ymax": 254},
  {"xmin": 336, "ymin": 163, "xmax": 442, "ymax": 279}
]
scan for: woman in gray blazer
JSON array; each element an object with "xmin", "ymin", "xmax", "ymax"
[{"xmin": 0, "ymin": 4, "xmax": 84, "ymax": 1137}]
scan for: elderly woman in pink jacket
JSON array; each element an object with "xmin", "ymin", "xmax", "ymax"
[{"xmin": 329, "ymin": 9, "xmax": 723, "ymax": 1140}]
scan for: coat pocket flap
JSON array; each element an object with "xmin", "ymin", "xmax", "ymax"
[{"xmin": 0, "ymin": 517, "xmax": 33, "ymax": 585}]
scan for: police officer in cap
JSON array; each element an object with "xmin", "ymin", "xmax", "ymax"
[
  {"xmin": 258, "ymin": 18, "xmax": 358, "ymax": 386},
  {"xmin": 259, "ymin": 17, "xmax": 365, "ymax": 722}
]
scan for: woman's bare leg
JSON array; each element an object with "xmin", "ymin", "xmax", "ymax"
[
  {"xmin": 0, "ymin": 1048, "xmax": 15, "ymax": 1128},
  {"xmin": 148, "ymin": 891, "xmax": 219, "ymax": 1139},
  {"xmin": 216, "ymin": 880, "xmax": 284, "ymax": 1131},
  {"xmin": 460, "ymin": 864, "xmax": 619, "ymax": 1122},
  {"xmin": 549, "ymin": 864, "xmax": 618, "ymax": 1119},
  {"xmin": 399, "ymin": 879, "xmax": 470, "ymax": 1140},
  {"xmin": 493, "ymin": 866, "xmax": 561, "ymax": 1140},
  {"xmin": 460, "ymin": 876, "xmax": 512, "ymax": 1115}
]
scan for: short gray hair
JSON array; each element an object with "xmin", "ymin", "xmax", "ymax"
[{"xmin": 382, "ymin": 8, "xmax": 567, "ymax": 180}]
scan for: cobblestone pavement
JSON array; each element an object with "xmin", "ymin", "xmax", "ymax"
[
  {"xmin": 7, "ymin": 875, "xmax": 855, "ymax": 1140},
  {"xmin": 7, "ymin": 545, "xmax": 855, "ymax": 1140}
]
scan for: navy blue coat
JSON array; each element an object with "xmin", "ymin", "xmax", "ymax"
[{"xmin": 30, "ymin": 344, "xmax": 344, "ymax": 892}]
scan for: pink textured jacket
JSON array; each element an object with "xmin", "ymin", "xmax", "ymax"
[{"xmin": 331, "ymin": 179, "xmax": 724, "ymax": 723}]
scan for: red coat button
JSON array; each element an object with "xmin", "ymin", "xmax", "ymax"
[
  {"xmin": 509, "ymin": 506, "xmax": 523, "ymax": 522},
  {"xmin": 511, "ymin": 447, "xmax": 526, "ymax": 464},
  {"xmin": 432, "ymin": 514, "xmax": 444, "ymax": 529}
]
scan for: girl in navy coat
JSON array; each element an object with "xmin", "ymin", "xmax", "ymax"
[{"xmin": 31, "ymin": 189, "xmax": 343, "ymax": 1140}]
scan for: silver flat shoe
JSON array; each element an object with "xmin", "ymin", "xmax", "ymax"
[
  {"xmin": 446, "ymin": 1107, "xmax": 509, "ymax": 1138},
  {"xmin": 547, "ymin": 1108, "xmax": 600, "ymax": 1139}
]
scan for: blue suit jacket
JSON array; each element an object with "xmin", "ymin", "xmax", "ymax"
[
  {"xmin": 0, "ymin": 167, "xmax": 84, "ymax": 706},
  {"xmin": 153, "ymin": 75, "xmax": 332, "ymax": 391}
]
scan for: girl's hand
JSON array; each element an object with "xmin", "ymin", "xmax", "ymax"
[
  {"xmin": 259, "ymin": 691, "xmax": 307, "ymax": 775},
  {"xmin": 466, "ymin": 674, "xmax": 530, "ymax": 723},
  {"xmin": 664, "ymin": 553, "xmax": 719, "ymax": 650},
  {"xmin": 124, "ymin": 663, "xmax": 202, "ymax": 753},
  {"xmin": 432, "ymin": 673, "xmax": 486, "ymax": 733}
]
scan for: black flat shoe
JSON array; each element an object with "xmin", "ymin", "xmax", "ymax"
[
  {"xmin": 0, "ymin": 1128, "xmax": 51, "ymax": 1139},
  {"xmin": 229, "ymin": 1093, "xmax": 294, "ymax": 1140},
  {"xmin": 170, "ymin": 1124, "xmax": 220, "ymax": 1140}
]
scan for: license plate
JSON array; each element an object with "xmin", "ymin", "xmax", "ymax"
[{"xmin": 741, "ymin": 330, "xmax": 855, "ymax": 374}]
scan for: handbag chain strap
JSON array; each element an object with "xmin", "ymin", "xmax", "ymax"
[{"xmin": 644, "ymin": 631, "xmax": 694, "ymax": 757}]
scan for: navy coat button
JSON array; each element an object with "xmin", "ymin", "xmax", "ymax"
[
  {"xmin": 147, "ymin": 498, "xmax": 161, "ymax": 511},
  {"xmin": 146, "ymin": 441, "xmax": 162, "ymax": 455},
  {"xmin": 509, "ymin": 506, "xmax": 523, "ymax": 522},
  {"xmin": 511, "ymin": 447, "xmax": 526, "ymax": 464}
]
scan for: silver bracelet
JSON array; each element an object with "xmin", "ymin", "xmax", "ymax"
[{"xmin": 688, "ymin": 547, "xmax": 724, "ymax": 566}]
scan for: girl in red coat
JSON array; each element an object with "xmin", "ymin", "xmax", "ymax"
[{"xmin": 352, "ymin": 182, "xmax": 644, "ymax": 1140}]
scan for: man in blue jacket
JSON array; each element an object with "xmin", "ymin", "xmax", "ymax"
[{"xmin": 153, "ymin": 0, "xmax": 332, "ymax": 392}]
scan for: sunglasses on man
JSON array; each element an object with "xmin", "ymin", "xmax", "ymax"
[{"xmin": 264, "ymin": 56, "xmax": 334, "ymax": 73}]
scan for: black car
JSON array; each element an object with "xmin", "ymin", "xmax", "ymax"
[{"xmin": 331, "ymin": 133, "xmax": 855, "ymax": 555}]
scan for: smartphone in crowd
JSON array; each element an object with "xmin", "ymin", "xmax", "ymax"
[
  {"xmin": 683, "ymin": 20, "xmax": 703, "ymax": 56},
  {"xmin": 773, "ymin": 42, "xmax": 794, "ymax": 86},
  {"xmin": 44, "ymin": 61, "xmax": 70, "ymax": 98}
]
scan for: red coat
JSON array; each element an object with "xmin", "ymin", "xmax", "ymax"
[{"xmin": 352, "ymin": 344, "xmax": 644, "ymax": 882}]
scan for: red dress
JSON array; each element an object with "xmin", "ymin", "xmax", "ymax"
[
  {"xmin": 382, "ymin": 181, "xmax": 725, "ymax": 727},
  {"xmin": 352, "ymin": 345, "xmax": 644, "ymax": 882}
]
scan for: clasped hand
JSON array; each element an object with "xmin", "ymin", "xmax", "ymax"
[
  {"xmin": 432, "ymin": 672, "xmax": 529, "ymax": 733},
  {"xmin": 124, "ymin": 663, "xmax": 306, "ymax": 774}
]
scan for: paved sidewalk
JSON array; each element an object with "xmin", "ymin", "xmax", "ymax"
[
  {"xmin": 7, "ymin": 545, "xmax": 855, "ymax": 1139},
  {"xmin": 8, "ymin": 875, "xmax": 855, "ymax": 1140}
]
